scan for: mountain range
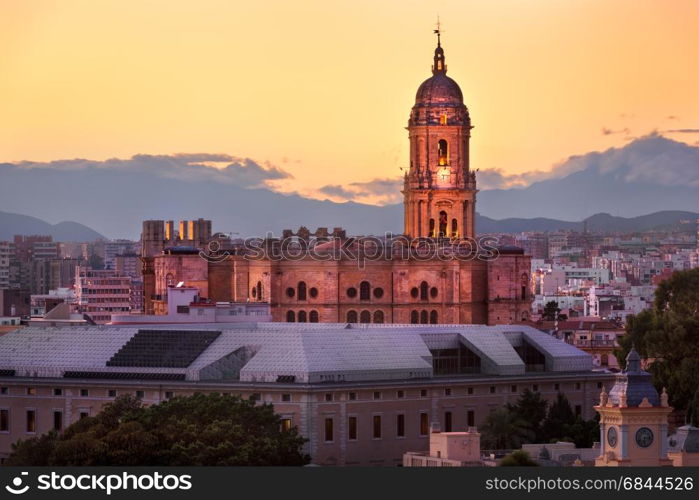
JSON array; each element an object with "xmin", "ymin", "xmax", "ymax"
[
  {"xmin": 0, "ymin": 135, "xmax": 697, "ymax": 239},
  {"xmin": 1, "ymin": 208, "xmax": 696, "ymax": 243}
]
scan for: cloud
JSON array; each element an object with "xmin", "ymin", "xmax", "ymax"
[
  {"xmin": 9, "ymin": 153, "xmax": 292, "ymax": 189},
  {"xmin": 602, "ymin": 127, "xmax": 630, "ymax": 136},
  {"xmin": 318, "ymin": 178, "xmax": 403, "ymax": 205},
  {"xmin": 665, "ymin": 128, "xmax": 699, "ymax": 134}
]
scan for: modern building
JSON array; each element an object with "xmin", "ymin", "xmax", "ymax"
[
  {"xmin": 109, "ymin": 285, "xmax": 271, "ymax": 324},
  {"xmin": 140, "ymin": 38, "xmax": 532, "ymax": 326},
  {"xmin": 74, "ymin": 267, "xmax": 132, "ymax": 323},
  {"xmin": 0, "ymin": 322, "xmax": 611, "ymax": 465},
  {"xmin": 104, "ymin": 240, "xmax": 139, "ymax": 271}
]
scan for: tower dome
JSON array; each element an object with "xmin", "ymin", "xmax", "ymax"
[{"xmin": 410, "ymin": 34, "xmax": 469, "ymax": 125}]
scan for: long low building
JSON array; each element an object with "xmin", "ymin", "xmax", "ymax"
[{"xmin": 0, "ymin": 323, "xmax": 613, "ymax": 466}]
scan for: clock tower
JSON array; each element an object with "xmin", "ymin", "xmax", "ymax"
[
  {"xmin": 595, "ymin": 347, "xmax": 673, "ymax": 466},
  {"xmin": 403, "ymin": 31, "xmax": 477, "ymax": 239}
]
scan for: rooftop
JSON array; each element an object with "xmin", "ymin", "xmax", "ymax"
[{"xmin": 0, "ymin": 323, "xmax": 593, "ymax": 385}]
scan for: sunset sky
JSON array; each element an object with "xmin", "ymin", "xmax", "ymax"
[{"xmin": 2, "ymin": 0, "xmax": 698, "ymax": 204}]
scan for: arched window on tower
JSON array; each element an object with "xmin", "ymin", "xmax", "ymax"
[
  {"xmin": 286, "ymin": 310, "xmax": 295, "ymax": 323},
  {"xmin": 256, "ymin": 281, "xmax": 263, "ymax": 301},
  {"xmin": 297, "ymin": 281, "xmax": 307, "ymax": 301},
  {"xmin": 430, "ymin": 310, "xmax": 438, "ymax": 324},
  {"xmin": 410, "ymin": 310, "xmax": 419, "ymax": 324},
  {"xmin": 439, "ymin": 211, "xmax": 448, "ymax": 238},
  {"xmin": 360, "ymin": 281, "xmax": 371, "ymax": 301},
  {"xmin": 420, "ymin": 281, "xmax": 429, "ymax": 301},
  {"xmin": 347, "ymin": 310, "xmax": 358, "ymax": 323},
  {"xmin": 309, "ymin": 310, "xmax": 319, "ymax": 323},
  {"xmin": 373, "ymin": 310, "xmax": 384, "ymax": 324},
  {"xmin": 298, "ymin": 310, "xmax": 307, "ymax": 323},
  {"xmin": 438, "ymin": 139, "xmax": 448, "ymax": 166},
  {"xmin": 451, "ymin": 218, "xmax": 458, "ymax": 238},
  {"xmin": 420, "ymin": 310, "xmax": 428, "ymax": 324},
  {"xmin": 360, "ymin": 310, "xmax": 371, "ymax": 324}
]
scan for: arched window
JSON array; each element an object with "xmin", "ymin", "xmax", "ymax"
[
  {"xmin": 420, "ymin": 310, "xmax": 428, "ymax": 324},
  {"xmin": 360, "ymin": 281, "xmax": 371, "ymax": 300},
  {"xmin": 438, "ymin": 139, "xmax": 448, "ymax": 166},
  {"xmin": 297, "ymin": 281, "xmax": 307, "ymax": 301},
  {"xmin": 256, "ymin": 281, "xmax": 263, "ymax": 301},
  {"xmin": 429, "ymin": 219, "xmax": 435, "ymax": 238},
  {"xmin": 411, "ymin": 287, "xmax": 419, "ymax": 299},
  {"xmin": 360, "ymin": 310, "xmax": 371, "ymax": 323},
  {"xmin": 286, "ymin": 287, "xmax": 295, "ymax": 298},
  {"xmin": 410, "ymin": 310, "xmax": 419, "ymax": 324},
  {"xmin": 451, "ymin": 218, "xmax": 458, "ymax": 238},
  {"xmin": 430, "ymin": 287, "xmax": 438, "ymax": 299},
  {"xmin": 373, "ymin": 310, "xmax": 384, "ymax": 324},
  {"xmin": 521, "ymin": 273, "xmax": 529, "ymax": 300},
  {"xmin": 438, "ymin": 211, "xmax": 447, "ymax": 238},
  {"xmin": 430, "ymin": 310, "xmax": 438, "ymax": 324},
  {"xmin": 347, "ymin": 310, "xmax": 358, "ymax": 323},
  {"xmin": 309, "ymin": 310, "xmax": 319, "ymax": 323},
  {"xmin": 298, "ymin": 310, "xmax": 307, "ymax": 323},
  {"xmin": 420, "ymin": 281, "xmax": 429, "ymax": 301},
  {"xmin": 286, "ymin": 310, "xmax": 295, "ymax": 322}
]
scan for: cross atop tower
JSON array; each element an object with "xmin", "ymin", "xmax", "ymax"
[{"xmin": 434, "ymin": 16, "xmax": 442, "ymax": 47}]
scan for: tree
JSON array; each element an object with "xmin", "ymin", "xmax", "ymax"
[
  {"xmin": 499, "ymin": 450, "xmax": 539, "ymax": 466},
  {"xmin": 506, "ymin": 389, "xmax": 548, "ymax": 442},
  {"xmin": 7, "ymin": 394, "xmax": 309, "ymax": 466},
  {"xmin": 542, "ymin": 301, "xmax": 561, "ymax": 321},
  {"xmin": 480, "ymin": 407, "xmax": 534, "ymax": 450},
  {"xmin": 541, "ymin": 392, "xmax": 575, "ymax": 442},
  {"xmin": 616, "ymin": 268, "xmax": 699, "ymax": 415},
  {"xmin": 541, "ymin": 392, "xmax": 599, "ymax": 447}
]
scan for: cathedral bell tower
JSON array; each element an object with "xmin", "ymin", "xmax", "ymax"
[{"xmin": 403, "ymin": 30, "xmax": 477, "ymax": 239}]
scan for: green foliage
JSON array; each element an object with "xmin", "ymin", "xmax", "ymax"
[
  {"xmin": 506, "ymin": 389, "xmax": 548, "ymax": 442},
  {"xmin": 480, "ymin": 407, "xmax": 534, "ymax": 450},
  {"xmin": 615, "ymin": 268, "xmax": 699, "ymax": 413},
  {"xmin": 499, "ymin": 450, "xmax": 539, "ymax": 466},
  {"xmin": 542, "ymin": 301, "xmax": 561, "ymax": 321},
  {"xmin": 6, "ymin": 394, "xmax": 309, "ymax": 466},
  {"xmin": 482, "ymin": 391, "xmax": 599, "ymax": 452}
]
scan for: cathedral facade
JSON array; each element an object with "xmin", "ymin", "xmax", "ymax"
[{"xmin": 141, "ymin": 39, "xmax": 532, "ymax": 326}]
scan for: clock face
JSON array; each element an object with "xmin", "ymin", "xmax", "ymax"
[
  {"xmin": 607, "ymin": 426, "xmax": 618, "ymax": 447},
  {"xmin": 436, "ymin": 167, "xmax": 451, "ymax": 185},
  {"xmin": 635, "ymin": 427, "xmax": 654, "ymax": 448}
]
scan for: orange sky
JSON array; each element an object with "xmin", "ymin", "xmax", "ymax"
[{"xmin": 1, "ymin": 0, "xmax": 698, "ymax": 203}]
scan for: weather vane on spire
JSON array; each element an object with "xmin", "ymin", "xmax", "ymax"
[{"xmin": 434, "ymin": 16, "xmax": 442, "ymax": 46}]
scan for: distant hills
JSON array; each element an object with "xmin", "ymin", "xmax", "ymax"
[
  {"xmin": 477, "ymin": 135, "xmax": 699, "ymax": 220},
  {"xmin": 0, "ymin": 135, "xmax": 697, "ymax": 239},
  {"xmin": 1, "ymin": 208, "xmax": 695, "ymax": 242},
  {"xmin": 0, "ymin": 211, "xmax": 105, "ymax": 241},
  {"xmin": 476, "ymin": 210, "xmax": 699, "ymax": 234}
]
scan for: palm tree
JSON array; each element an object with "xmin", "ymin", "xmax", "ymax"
[{"xmin": 480, "ymin": 407, "xmax": 535, "ymax": 450}]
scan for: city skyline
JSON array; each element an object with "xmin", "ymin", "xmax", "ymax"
[{"xmin": 2, "ymin": 0, "xmax": 699, "ymax": 205}]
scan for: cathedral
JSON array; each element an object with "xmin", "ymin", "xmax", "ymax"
[{"xmin": 140, "ymin": 37, "xmax": 532, "ymax": 326}]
